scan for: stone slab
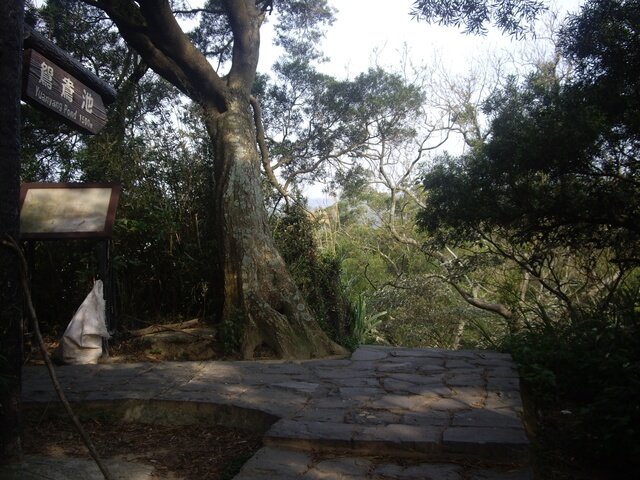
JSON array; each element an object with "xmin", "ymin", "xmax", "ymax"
[
  {"xmin": 15, "ymin": 346, "xmax": 532, "ymax": 480},
  {"xmin": 0, "ymin": 455, "xmax": 154, "ymax": 480}
]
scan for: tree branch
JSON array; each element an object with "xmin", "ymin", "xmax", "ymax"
[
  {"xmin": 224, "ymin": 0, "xmax": 262, "ymax": 92},
  {"xmin": 250, "ymin": 94, "xmax": 290, "ymax": 201},
  {"xmin": 449, "ymin": 281, "xmax": 514, "ymax": 319},
  {"xmin": 91, "ymin": 0, "xmax": 227, "ymax": 112}
]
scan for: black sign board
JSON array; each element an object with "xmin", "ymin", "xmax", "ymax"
[{"xmin": 22, "ymin": 48, "xmax": 107, "ymax": 134}]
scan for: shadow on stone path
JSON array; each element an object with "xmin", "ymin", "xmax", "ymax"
[{"xmin": 8, "ymin": 345, "xmax": 533, "ymax": 479}]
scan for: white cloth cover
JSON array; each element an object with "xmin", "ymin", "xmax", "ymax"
[{"xmin": 55, "ymin": 280, "xmax": 110, "ymax": 365}]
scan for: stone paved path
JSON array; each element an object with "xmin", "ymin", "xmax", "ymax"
[{"xmin": 15, "ymin": 345, "xmax": 532, "ymax": 479}]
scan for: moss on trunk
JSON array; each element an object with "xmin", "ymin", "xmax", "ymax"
[{"xmin": 207, "ymin": 99, "xmax": 346, "ymax": 360}]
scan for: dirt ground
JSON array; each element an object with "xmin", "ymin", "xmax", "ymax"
[
  {"xmin": 22, "ymin": 417, "xmax": 263, "ymax": 480},
  {"xmin": 22, "ymin": 326, "xmax": 265, "ymax": 480}
]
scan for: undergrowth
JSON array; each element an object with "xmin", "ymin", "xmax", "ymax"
[{"xmin": 504, "ymin": 289, "xmax": 640, "ymax": 477}]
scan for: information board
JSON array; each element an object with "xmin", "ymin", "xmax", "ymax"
[{"xmin": 20, "ymin": 183, "xmax": 121, "ymax": 239}]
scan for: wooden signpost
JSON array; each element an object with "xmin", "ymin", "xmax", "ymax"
[
  {"xmin": 21, "ymin": 24, "xmax": 117, "ymax": 135},
  {"xmin": 22, "ymin": 48, "xmax": 107, "ymax": 135},
  {"xmin": 19, "ymin": 28, "xmax": 120, "ymax": 341}
]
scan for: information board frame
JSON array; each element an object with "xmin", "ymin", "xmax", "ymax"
[{"xmin": 19, "ymin": 182, "xmax": 121, "ymax": 240}]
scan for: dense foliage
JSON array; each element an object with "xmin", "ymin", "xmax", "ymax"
[
  {"xmin": 417, "ymin": 0, "xmax": 640, "ymax": 472},
  {"xmin": 22, "ymin": 0, "xmax": 220, "ymax": 331},
  {"xmin": 411, "ymin": 0, "xmax": 546, "ymax": 36},
  {"xmin": 271, "ymin": 204, "xmax": 353, "ymax": 346}
]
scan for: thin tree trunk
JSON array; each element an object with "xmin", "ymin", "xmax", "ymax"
[
  {"xmin": 452, "ymin": 319, "xmax": 466, "ymax": 350},
  {"xmin": 207, "ymin": 98, "xmax": 346, "ymax": 359},
  {"xmin": 0, "ymin": 0, "xmax": 25, "ymax": 464}
]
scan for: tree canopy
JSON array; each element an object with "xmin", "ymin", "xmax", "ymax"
[
  {"xmin": 411, "ymin": 0, "xmax": 547, "ymax": 36},
  {"xmin": 415, "ymin": 5, "xmax": 640, "ymax": 465},
  {"xmin": 419, "ymin": 0, "xmax": 640, "ymax": 265}
]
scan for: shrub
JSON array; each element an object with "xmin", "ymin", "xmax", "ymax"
[{"xmin": 505, "ymin": 287, "xmax": 640, "ymax": 471}]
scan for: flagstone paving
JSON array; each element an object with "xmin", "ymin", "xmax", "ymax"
[{"xmin": 9, "ymin": 345, "xmax": 532, "ymax": 479}]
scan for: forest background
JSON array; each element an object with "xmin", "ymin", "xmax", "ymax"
[{"xmin": 8, "ymin": 0, "xmax": 640, "ymax": 477}]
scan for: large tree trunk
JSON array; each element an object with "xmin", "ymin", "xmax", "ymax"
[
  {"xmin": 207, "ymin": 97, "xmax": 346, "ymax": 359},
  {"xmin": 91, "ymin": 0, "xmax": 346, "ymax": 360}
]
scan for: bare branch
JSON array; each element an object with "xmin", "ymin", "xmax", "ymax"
[
  {"xmin": 251, "ymin": 95, "xmax": 290, "ymax": 201},
  {"xmin": 3, "ymin": 235, "xmax": 116, "ymax": 480}
]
